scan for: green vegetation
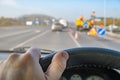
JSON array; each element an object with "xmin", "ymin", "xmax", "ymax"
[
  {"xmin": 95, "ymin": 17, "xmax": 120, "ymax": 27},
  {"xmin": 0, "ymin": 15, "xmax": 120, "ymax": 27},
  {"xmin": 0, "ymin": 14, "xmax": 54, "ymax": 27},
  {"xmin": 0, "ymin": 17, "xmax": 23, "ymax": 26},
  {"xmin": 94, "ymin": 17, "xmax": 120, "ymax": 33}
]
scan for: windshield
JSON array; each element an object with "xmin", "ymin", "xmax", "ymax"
[{"xmin": 0, "ymin": 0, "xmax": 120, "ymax": 51}]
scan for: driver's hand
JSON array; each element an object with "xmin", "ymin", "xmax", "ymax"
[{"xmin": 0, "ymin": 48, "xmax": 69, "ymax": 80}]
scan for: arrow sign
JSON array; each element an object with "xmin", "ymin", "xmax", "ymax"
[
  {"xmin": 83, "ymin": 22, "xmax": 88, "ymax": 28},
  {"xmin": 97, "ymin": 28, "xmax": 106, "ymax": 36}
]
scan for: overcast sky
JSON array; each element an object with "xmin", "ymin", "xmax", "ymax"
[{"xmin": 0, "ymin": 0, "xmax": 120, "ymax": 21}]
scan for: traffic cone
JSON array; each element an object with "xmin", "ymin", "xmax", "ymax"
[
  {"xmin": 75, "ymin": 32, "xmax": 78, "ymax": 40},
  {"xmin": 88, "ymin": 28, "xmax": 97, "ymax": 36}
]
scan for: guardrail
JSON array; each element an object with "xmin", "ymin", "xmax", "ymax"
[{"xmin": 106, "ymin": 32, "xmax": 120, "ymax": 39}]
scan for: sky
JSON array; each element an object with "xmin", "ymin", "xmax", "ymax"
[{"xmin": 0, "ymin": 0, "xmax": 120, "ymax": 21}]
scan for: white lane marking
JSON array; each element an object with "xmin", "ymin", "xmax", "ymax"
[
  {"xmin": 10, "ymin": 30, "xmax": 50, "ymax": 50},
  {"xmin": 68, "ymin": 32, "xmax": 81, "ymax": 47},
  {"xmin": 35, "ymin": 30, "xmax": 41, "ymax": 33},
  {"xmin": 0, "ymin": 30, "xmax": 32, "ymax": 38}
]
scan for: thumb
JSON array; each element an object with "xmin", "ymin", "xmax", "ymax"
[{"xmin": 45, "ymin": 51, "xmax": 69, "ymax": 80}]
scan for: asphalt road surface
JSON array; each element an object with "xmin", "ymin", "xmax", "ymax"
[{"xmin": 0, "ymin": 26, "xmax": 120, "ymax": 52}]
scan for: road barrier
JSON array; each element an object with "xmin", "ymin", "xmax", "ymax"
[{"xmin": 106, "ymin": 32, "xmax": 120, "ymax": 39}]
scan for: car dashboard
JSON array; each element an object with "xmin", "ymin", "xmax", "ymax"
[{"xmin": 60, "ymin": 67, "xmax": 120, "ymax": 80}]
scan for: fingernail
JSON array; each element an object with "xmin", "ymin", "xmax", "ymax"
[
  {"xmin": 27, "ymin": 47, "xmax": 40, "ymax": 53},
  {"xmin": 62, "ymin": 52, "xmax": 69, "ymax": 60},
  {"xmin": 26, "ymin": 47, "xmax": 33, "ymax": 53},
  {"xmin": 26, "ymin": 47, "xmax": 41, "ymax": 58}
]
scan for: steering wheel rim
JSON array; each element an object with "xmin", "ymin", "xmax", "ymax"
[{"xmin": 40, "ymin": 47, "xmax": 120, "ymax": 72}]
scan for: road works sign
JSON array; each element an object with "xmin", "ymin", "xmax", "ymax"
[
  {"xmin": 83, "ymin": 22, "xmax": 88, "ymax": 28},
  {"xmin": 97, "ymin": 28, "xmax": 106, "ymax": 36}
]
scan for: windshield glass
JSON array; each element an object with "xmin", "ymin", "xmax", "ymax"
[{"xmin": 0, "ymin": 0, "xmax": 120, "ymax": 51}]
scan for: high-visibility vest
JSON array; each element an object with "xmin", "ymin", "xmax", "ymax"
[{"xmin": 75, "ymin": 19, "xmax": 83, "ymax": 27}]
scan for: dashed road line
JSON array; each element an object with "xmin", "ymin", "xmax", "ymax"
[
  {"xmin": 68, "ymin": 30, "xmax": 81, "ymax": 47},
  {"xmin": 0, "ymin": 30, "xmax": 32, "ymax": 38},
  {"xmin": 10, "ymin": 30, "xmax": 50, "ymax": 50}
]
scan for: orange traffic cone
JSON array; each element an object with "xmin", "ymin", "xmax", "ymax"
[
  {"xmin": 88, "ymin": 28, "xmax": 97, "ymax": 36},
  {"xmin": 75, "ymin": 32, "xmax": 78, "ymax": 40},
  {"xmin": 100, "ymin": 23, "xmax": 104, "ymax": 28}
]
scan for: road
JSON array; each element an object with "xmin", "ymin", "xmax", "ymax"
[{"xmin": 0, "ymin": 26, "xmax": 120, "ymax": 51}]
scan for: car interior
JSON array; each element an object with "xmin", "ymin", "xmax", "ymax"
[{"xmin": 0, "ymin": 47, "xmax": 120, "ymax": 80}]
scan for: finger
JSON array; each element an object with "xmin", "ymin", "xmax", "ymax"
[
  {"xmin": 0, "ymin": 61, "xmax": 3, "ymax": 65},
  {"xmin": 20, "ymin": 48, "xmax": 46, "ymax": 80},
  {"xmin": 4, "ymin": 53, "xmax": 20, "ymax": 66},
  {"xmin": 24, "ymin": 47, "xmax": 41, "ymax": 62},
  {"xmin": 45, "ymin": 51, "xmax": 69, "ymax": 80}
]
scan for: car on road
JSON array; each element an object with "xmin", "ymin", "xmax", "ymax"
[
  {"xmin": 59, "ymin": 19, "xmax": 69, "ymax": 28},
  {"xmin": 51, "ymin": 22, "xmax": 63, "ymax": 31}
]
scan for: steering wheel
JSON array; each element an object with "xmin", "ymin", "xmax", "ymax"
[{"xmin": 40, "ymin": 47, "xmax": 120, "ymax": 80}]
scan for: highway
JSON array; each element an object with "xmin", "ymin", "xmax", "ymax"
[{"xmin": 0, "ymin": 26, "xmax": 120, "ymax": 51}]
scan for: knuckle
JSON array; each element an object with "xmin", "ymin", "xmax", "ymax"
[
  {"xmin": 55, "ymin": 62, "xmax": 66, "ymax": 72},
  {"xmin": 20, "ymin": 53, "xmax": 33, "ymax": 65},
  {"xmin": 7, "ymin": 53, "xmax": 19, "ymax": 62}
]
